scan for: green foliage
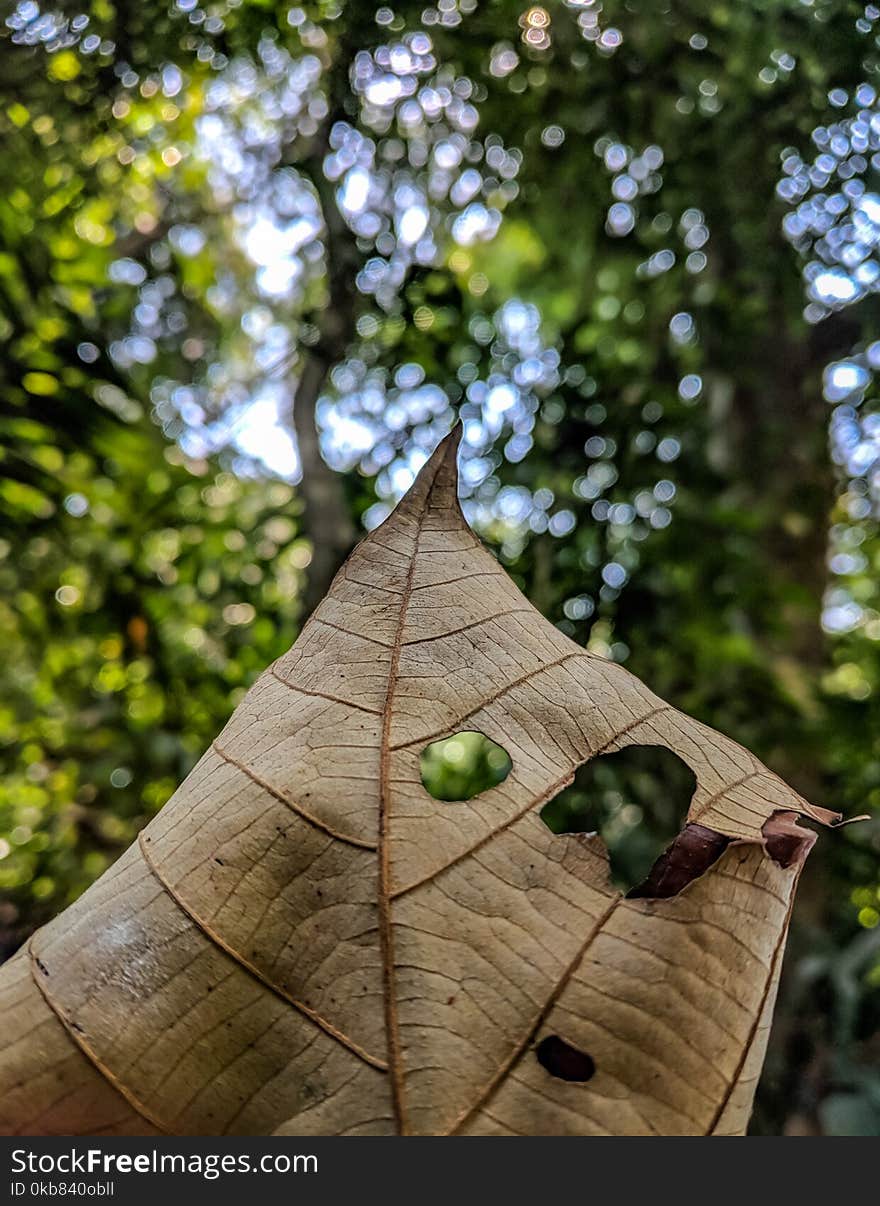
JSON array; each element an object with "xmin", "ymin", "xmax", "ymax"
[
  {"xmin": 0, "ymin": 411, "xmax": 306, "ymax": 946},
  {"xmin": 541, "ymin": 745, "xmax": 697, "ymax": 894},
  {"xmin": 420, "ymin": 730, "xmax": 513, "ymax": 802}
]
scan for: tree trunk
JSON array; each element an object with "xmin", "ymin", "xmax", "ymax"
[
  {"xmin": 291, "ymin": 351, "xmax": 356, "ymax": 619},
  {"xmin": 282, "ymin": 42, "xmax": 367, "ymax": 616}
]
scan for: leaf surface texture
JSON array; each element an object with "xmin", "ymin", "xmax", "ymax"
[{"xmin": 0, "ymin": 432, "xmax": 838, "ymax": 1136}]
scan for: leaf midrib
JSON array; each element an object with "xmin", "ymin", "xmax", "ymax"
[{"xmin": 377, "ymin": 449, "xmax": 449, "ymax": 1135}]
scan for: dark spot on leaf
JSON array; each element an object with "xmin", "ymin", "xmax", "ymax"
[
  {"xmin": 762, "ymin": 810, "xmax": 817, "ymax": 869},
  {"xmin": 628, "ymin": 822, "xmax": 729, "ymax": 899},
  {"xmin": 420, "ymin": 730, "xmax": 512, "ymax": 801},
  {"xmin": 536, "ymin": 1035, "xmax": 595, "ymax": 1082}
]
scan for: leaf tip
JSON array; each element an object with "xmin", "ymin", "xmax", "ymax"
[{"xmin": 394, "ymin": 424, "xmax": 463, "ymax": 520}]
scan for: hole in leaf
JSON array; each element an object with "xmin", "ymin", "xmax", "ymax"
[
  {"xmin": 420, "ymin": 731, "xmax": 512, "ymax": 802},
  {"xmin": 536, "ymin": 1035, "xmax": 595, "ymax": 1082},
  {"xmin": 540, "ymin": 745, "xmax": 698, "ymax": 894}
]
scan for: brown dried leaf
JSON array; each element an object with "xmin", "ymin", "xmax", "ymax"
[{"xmin": 0, "ymin": 431, "xmax": 841, "ymax": 1137}]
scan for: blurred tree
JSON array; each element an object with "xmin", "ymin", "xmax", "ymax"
[
  {"xmin": 1, "ymin": 0, "xmax": 879, "ymax": 1133},
  {"xmin": 0, "ymin": 0, "xmax": 309, "ymax": 950}
]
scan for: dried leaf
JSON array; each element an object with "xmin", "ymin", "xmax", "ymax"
[{"xmin": 0, "ymin": 430, "xmax": 841, "ymax": 1137}]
